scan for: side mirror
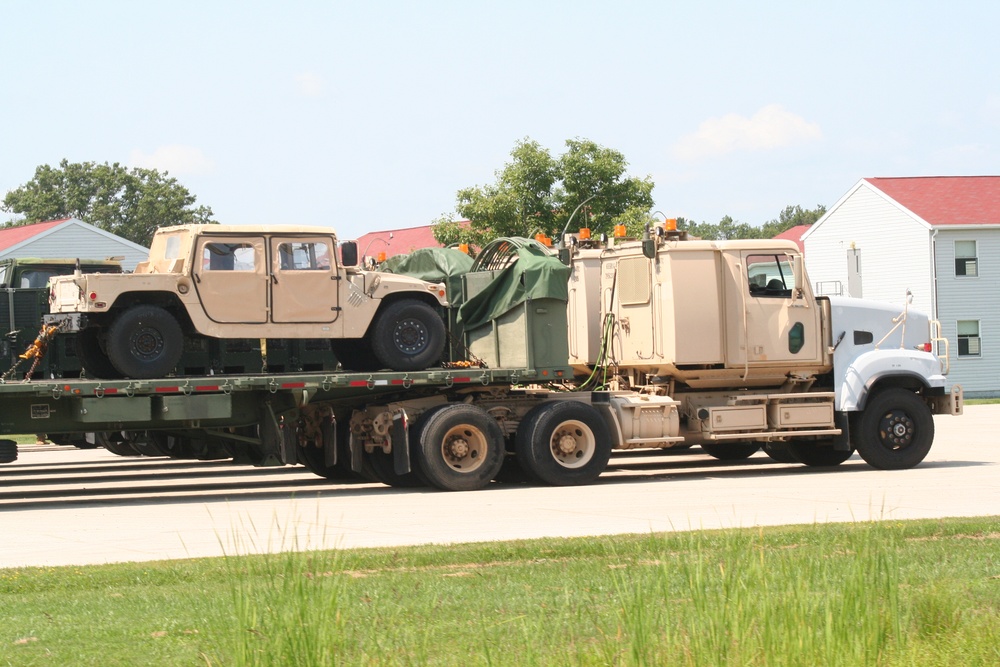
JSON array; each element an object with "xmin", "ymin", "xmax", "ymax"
[
  {"xmin": 340, "ymin": 241, "xmax": 358, "ymax": 267},
  {"xmin": 642, "ymin": 238, "xmax": 656, "ymax": 260}
]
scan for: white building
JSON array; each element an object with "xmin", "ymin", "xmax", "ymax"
[
  {"xmin": 0, "ymin": 218, "xmax": 149, "ymax": 271},
  {"xmin": 802, "ymin": 176, "xmax": 1000, "ymax": 396}
]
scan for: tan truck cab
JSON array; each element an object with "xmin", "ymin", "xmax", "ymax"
[{"xmin": 46, "ymin": 225, "xmax": 449, "ymax": 379}]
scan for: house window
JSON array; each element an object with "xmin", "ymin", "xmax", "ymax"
[
  {"xmin": 957, "ymin": 320, "xmax": 981, "ymax": 357},
  {"xmin": 955, "ymin": 240, "xmax": 978, "ymax": 277}
]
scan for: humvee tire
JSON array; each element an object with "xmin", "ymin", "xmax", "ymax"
[
  {"xmin": 106, "ymin": 305, "xmax": 184, "ymax": 379},
  {"xmin": 370, "ymin": 299, "xmax": 445, "ymax": 372}
]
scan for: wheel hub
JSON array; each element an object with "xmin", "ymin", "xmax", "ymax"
[
  {"xmin": 555, "ymin": 433, "xmax": 578, "ymax": 456},
  {"xmin": 880, "ymin": 411, "xmax": 915, "ymax": 448},
  {"xmin": 393, "ymin": 318, "xmax": 428, "ymax": 353},
  {"xmin": 131, "ymin": 328, "xmax": 164, "ymax": 359},
  {"xmin": 446, "ymin": 436, "xmax": 470, "ymax": 460}
]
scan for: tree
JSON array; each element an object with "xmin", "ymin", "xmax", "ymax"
[
  {"xmin": 2, "ymin": 159, "xmax": 216, "ymax": 246},
  {"xmin": 434, "ymin": 138, "xmax": 654, "ymax": 247},
  {"xmin": 760, "ymin": 204, "xmax": 827, "ymax": 238},
  {"xmin": 677, "ymin": 204, "xmax": 827, "ymax": 241}
]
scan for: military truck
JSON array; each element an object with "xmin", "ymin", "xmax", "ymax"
[
  {"xmin": 46, "ymin": 225, "xmax": 449, "ymax": 379},
  {"xmin": 2, "ymin": 227, "xmax": 962, "ymax": 482}
]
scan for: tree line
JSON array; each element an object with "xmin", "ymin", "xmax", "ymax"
[{"xmin": 2, "ymin": 145, "xmax": 824, "ymax": 249}]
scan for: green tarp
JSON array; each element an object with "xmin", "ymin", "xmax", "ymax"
[{"xmin": 457, "ymin": 248, "xmax": 570, "ymax": 329}]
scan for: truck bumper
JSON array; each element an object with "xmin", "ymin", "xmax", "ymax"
[{"xmin": 928, "ymin": 384, "xmax": 964, "ymax": 416}]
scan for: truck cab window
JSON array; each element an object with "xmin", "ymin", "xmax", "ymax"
[{"xmin": 746, "ymin": 254, "xmax": 795, "ymax": 297}]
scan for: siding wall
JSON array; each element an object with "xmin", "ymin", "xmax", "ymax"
[
  {"xmin": 933, "ymin": 228, "xmax": 1000, "ymax": 395},
  {"xmin": 804, "ymin": 185, "xmax": 933, "ymax": 314},
  {"xmin": 0, "ymin": 226, "xmax": 148, "ymax": 271}
]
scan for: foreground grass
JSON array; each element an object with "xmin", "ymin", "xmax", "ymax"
[{"xmin": 2, "ymin": 518, "xmax": 999, "ymax": 666}]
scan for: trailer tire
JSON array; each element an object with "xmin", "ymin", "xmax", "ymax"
[
  {"xmin": 0, "ymin": 440, "xmax": 16, "ymax": 464},
  {"xmin": 854, "ymin": 388, "xmax": 934, "ymax": 470},
  {"xmin": 106, "ymin": 306, "xmax": 184, "ymax": 379},
  {"xmin": 367, "ymin": 448, "xmax": 425, "ymax": 487},
  {"xmin": 701, "ymin": 442, "xmax": 760, "ymax": 460},
  {"xmin": 515, "ymin": 401, "xmax": 611, "ymax": 486},
  {"xmin": 77, "ymin": 328, "xmax": 123, "ymax": 379},
  {"xmin": 96, "ymin": 431, "xmax": 141, "ymax": 456},
  {"xmin": 370, "ymin": 300, "xmax": 445, "ymax": 372},
  {"xmin": 787, "ymin": 440, "xmax": 854, "ymax": 466},
  {"xmin": 298, "ymin": 417, "xmax": 357, "ymax": 480},
  {"xmin": 413, "ymin": 403, "xmax": 505, "ymax": 491}
]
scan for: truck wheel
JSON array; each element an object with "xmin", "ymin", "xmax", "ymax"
[
  {"xmin": 701, "ymin": 442, "xmax": 760, "ymax": 460},
  {"xmin": 787, "ymin": 440, "xmax": 854, "ymax": 466},
  {"xmin": 763, "ymin": 442, "xmax": 798, "ymax": 463},
  {"xmin": 515, "ymin": 401, "xmax": 612, "ymax": 486},
  {"xmin": 77, "ymin": 328, "xmax": 123, "ymax": 379},
  {"xmin": 297, "ymin": 416, "xmax": 356, "ymax": 480},
  {"xmin": 366, "ymin": 447, "xmax": 425, "ymax": 487},
  {"xmin": 0, "ymin": 439, "xmax": 16, "ymax": 464},
  {"xmin": 854, "ymin": 388, "xmax": 934, "ymax": 470},
  {"xmin": 106, "ymin": 306, "xmax": 184, "ymax": 379},
  {"xmin": 96, "ymin": 431, "xmax": 141, "ymax": 456},
  {"xmin": 370, "ymin": 300, "xmax": 445, "ymax": 372},
  {"xmin": 414, "ymin": 403, "xmax": 506, "ymax": 491}
]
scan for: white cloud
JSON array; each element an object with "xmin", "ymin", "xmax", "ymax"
[
  {"xmin": 672, "ymin": 104, "xmax": 822, "ymax": 160},
  {"xmin": 294, "ymin": 72, "xmax": 324, "ymax": 97},
  {"xmin": 130, "ymin": 145, "xmax": 214, "ymax": 175}
]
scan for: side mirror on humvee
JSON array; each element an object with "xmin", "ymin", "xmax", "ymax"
[{"xmin": 340, "ymin": 241, "xmax": 359, "ymax": 267}]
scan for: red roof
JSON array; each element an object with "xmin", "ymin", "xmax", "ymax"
[
  {"xmin": 354, "ymin": 222, "xmax": 469, "ymax": 259},
  {"xmin": 773, "ymin": 224, "xmax": 810, "ymax": 252},
  {"xmin": 865, "ymin": 176, "xmax": 1000, "ymax": 226},
  {"xmin": 0, "ymin": 219, "xmax": 72, "ymax": 252}
]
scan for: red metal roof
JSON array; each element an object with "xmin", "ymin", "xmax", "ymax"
[
  {"xmin": 354, "ymin": 222, "xmax": 469, "ymax": 259},
  {"xmin": 0, "ymin": 219, "xmax": 72, "ymax": 251},
  {"xmin": 865, "ymin": 176, "xmax": 1000, "ymax": 226},
  {"xmin": 773, "ymin": 224, "xmax": 810, "ymax": 252}
]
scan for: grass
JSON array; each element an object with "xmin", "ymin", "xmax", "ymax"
[{"xmin": 2, "ymin": 517, "xmax": 999, "ymax": 666}]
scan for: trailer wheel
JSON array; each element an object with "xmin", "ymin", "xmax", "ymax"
[
  {"xmin": 367, "ymin": 447, "xmax": 425, "ymax": 487},
  {"xmin": 297, "ymin": 416, "xmax": 357, "ymax": 480},
  {"xmin": 106, "ymin": 306, "xmax": 184, "ymax": 379},
  {"xmin": 413, "ymin": 403, "xmax": 505, "ymax": 491},
  {"xmin": 701, "ymin": 442, "xmax": 760, "ymax": 460},
  {"xmin": 95, "ymin": 431, "xmax": 141, "ymax": 456},
  {"xmin": 0, "ymin": 439, "xmax": 16, "ymax": 464},
  {"xmin": 786, "ymin": 440, "xmax": 854, "ymax": 466},
  {"xmin": 854, "ymin": 388, "xmax": 934, "ymax": 470},
  {"xmin": 77, "ymin": 328, "xmax": 123, "ymax": 379},
  {"xmin": 370, "ymin": 299, "xmax": 445, "ymax": 372},
  {"xmin": 515, "ymin": 401, "xmax": 612, "ymax": 486}
]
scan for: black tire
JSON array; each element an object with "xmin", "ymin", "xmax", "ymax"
[
  {"xmin": 515, "ymin": 401, "xmax": 612, "ymax": 486},
  {"xmin": 787, "ymin": 440, "xmax": 854, "ymax": 466},
  {"xmin": 297, "ymin": 416, "xmax": 356, "ymax": 480},
  {"xmin": 366, "ymin": 447, "xmax": 425, "ymax": 487},
  {"xmin": 854, "ymin": 388, "xmax": 934, "ymax": 470},
  {"xmin": 370, "ymin": 300, "xmax": 445, "ymax": 372},
  {"xmin": 763, "ymin": 442, "xmax": 798, "ymax": 463},
  {"xmin": 77, "ymin": 328, "xmax": 123, "ymax": 379},
  {"xmin": 413, "ymin": 403, "xmax": 506, "ymax": 491},
  {"xmin": 0, "ymin": 439, "xmax": 16, "ymax": 464},
  {"xmin": 106, "ymin": 306, "xmax": 184, "ymax": 379},
  {"xmin": 123, "ymin": 431, "xmax": 172, "ymax": 457},
  {"xmin": 701, "ymin": 442, "xmax": 761, "ymax": 460},
  {"xmin": 96, "ymin": 431, "xmax": 141, "ymax": 456}
]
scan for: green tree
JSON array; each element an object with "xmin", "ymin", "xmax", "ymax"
[
  {"xmin": 434, "ymin": 138, "xmax": 654, "ymax": 247},
  {"xmin": 760, "ymin": 204, "xmax": 827, "ymax": 238},
  {"xmin": 2, "ymin": 159, "xmax": 216, "ymax": 246}
]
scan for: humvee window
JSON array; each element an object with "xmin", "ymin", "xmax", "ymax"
[
  {"xmin": 277, "ymin": 242, "xmax": 331, "ymax": 270},
  {"xmin": 203, "ymin": 243, "xmax": 257, "ymax": 271}
]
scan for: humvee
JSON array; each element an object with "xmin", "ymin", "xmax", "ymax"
[{"xmin": 46, "ymin": 225, "xmax": 449, "ymax": 379}]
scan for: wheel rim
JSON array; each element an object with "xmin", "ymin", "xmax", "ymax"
[
  {"xmin": 877, "ymin": 409, "xmax": 916, "ymax": 450},
  {"xmin": 549, "ymin": 419, "xmax": 596, "ymax": 469},
  {"xmin": 129, "ymin": 325, "xmax": 166, "ymax": 360},
  {"xmin": 439, "ymin": 424, "xmax": 489, "ymax": 474},
  {"xmin": 393, "ymin": 318, "xmax": 429, "ymax": 354}
]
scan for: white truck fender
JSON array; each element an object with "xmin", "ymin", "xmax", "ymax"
[{"xmin": 836, "ymin": 348, "xmax": 947, "ymax": 412}]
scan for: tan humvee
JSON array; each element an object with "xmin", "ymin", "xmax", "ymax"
[{"xmin": 46, "ymin": 225, "xmax": 449, "ymax": 379}]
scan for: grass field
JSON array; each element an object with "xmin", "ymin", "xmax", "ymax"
[{"xmin": 2, "ymin": 517, "xmax": 999, "ymax": 666}]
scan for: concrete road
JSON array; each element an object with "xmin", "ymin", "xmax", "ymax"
[{"xmin": 1, "ymin": 405, "xmax": 996, "ymax": 568}]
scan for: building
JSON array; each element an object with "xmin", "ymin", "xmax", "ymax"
[
  {"xmin": 802, "ymin": 176, "xmax": 1000, "ymax": 395},
  {"xmin": 0, "ymin": 218, "xmax": 149, "ymax": 271}
]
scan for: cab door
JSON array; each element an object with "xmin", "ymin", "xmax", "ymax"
[
  {"xmin": 193, "ymin": 236, "xmax": 268, "ymax": 323},
  {"xmin": 725, "ymin": 251, "xmax": 822, "ymax": 368},
  {"xmin": 269, "ymin": 237, "xmax": 340, "ymax": 324}
]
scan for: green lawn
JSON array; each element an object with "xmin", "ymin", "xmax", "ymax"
[{"xmin": 3, "ymin": 518, "xmax": 999, "ymax": 666}]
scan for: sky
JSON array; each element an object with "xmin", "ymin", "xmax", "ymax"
[{"xmin": 2, "ymin": 1, "xmax": 998, "ymax": 242}]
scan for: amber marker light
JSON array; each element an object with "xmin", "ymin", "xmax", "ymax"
[
  {"xmin": 664, "ymin": 218, "xmax": 678, "ymax": 231},
  {"xmin": 578, "ymin": 227, "xmax": 591, "ymax": 239},
  {"xmin": 613, "ymin": 224, "xmax": 627, "ymax": 238}
]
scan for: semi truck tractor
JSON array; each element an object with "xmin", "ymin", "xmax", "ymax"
[{"xmin": 0, "ymin": 225, "xmax": 961, "ymax": 482}]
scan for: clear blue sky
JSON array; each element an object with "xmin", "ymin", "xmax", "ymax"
[{"xmin": 2, "ymin": 1, "xmax": 997, "ymax": 241}]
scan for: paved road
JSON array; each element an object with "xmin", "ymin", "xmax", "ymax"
[{"xmin": 1, "ymin": 405, "xmax": 996, "ymax": 568}]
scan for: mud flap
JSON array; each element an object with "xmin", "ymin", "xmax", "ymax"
[
  {"xmin": 832, "ymin": 411, "xmax": 851, "ymax": 451},
  {"xmin": 392, "ymin": 411, "xmax": 411, "ymax": 476}
]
